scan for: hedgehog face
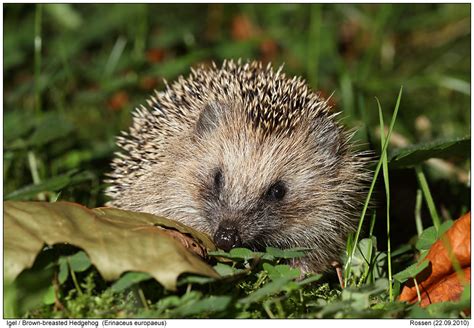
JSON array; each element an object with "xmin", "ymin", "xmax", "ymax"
[{"xmin": 191, "ymin": 101, "xmax": 349, "ymax": 252}]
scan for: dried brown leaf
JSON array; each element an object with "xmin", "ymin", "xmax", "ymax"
[{"xmin": 4, "ymin": 201, "xmax": 218, "ymax": 291}]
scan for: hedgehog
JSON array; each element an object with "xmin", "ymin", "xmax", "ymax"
[{"xmin": 106, "ymin": 60, "xmax": 370, "ymax": 274}]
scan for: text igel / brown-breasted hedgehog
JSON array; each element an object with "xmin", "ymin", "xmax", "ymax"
[{"xmin": 106, "ymin": 60, "xmax": 370, "ymax": 273}]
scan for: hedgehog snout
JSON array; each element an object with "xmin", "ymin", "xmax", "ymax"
[{"xmin": 213, "ymin": 220, "xmax": 242, "ymax": 252}]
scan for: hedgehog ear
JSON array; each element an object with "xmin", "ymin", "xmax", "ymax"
[
  {"xmin": 195, "ymin": 102, "xmax": 225, "ymax": 137},
  {"xmin": 312, "ymin": 117, "xmax": 344, "ymax": 159}
]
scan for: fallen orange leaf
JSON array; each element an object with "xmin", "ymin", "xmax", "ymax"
[
  {"xmin": 419, "ymin": 267, "xmax": 470, "ymax": 307},
  {"xmin": 399, "ymin": 212, "xmax": 470, "ymax": 306}
]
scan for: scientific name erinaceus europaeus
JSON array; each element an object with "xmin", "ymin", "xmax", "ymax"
[{"xmin": 106, "ymin": 60, "xmax": 370, "ymax": 273}]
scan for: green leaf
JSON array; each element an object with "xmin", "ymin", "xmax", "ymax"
[
  {"xmin": 5, "ymin": 113, "xmax": 75, "ymax": 150},
  {"xmin": 389, "ymin": 136, "xmax": 470, "ymax": 169},
  {"xmin": 29, "ymin": 116, "xmax": 75, "ymax": 148},
  {"xmin": 341, "ymin": 288, "xmax": 369, "ymax": 311},
  {"xmin": 4, "ymin": 170, "xmax": 94, "ymax": 200},
  {"xmin": 409, "ymin": 306, "xmax": 432, "ymax": 319},
  {"xmin": 177, "ymin": 275, "xmax": 216, "ymax": 286},
  {"xmin": 169, "ymin": 295, "xmax": 232, "ymax": 317},
  {"xmin": 111, "ymin": 272, "xmax": 152, "ymax": 292},
  {"xmin": 5, "ymin": 262, "xmax": 55, "ymax": 318},
  {"xmin": 416, "ymin": 220, "xmax": 454, "ymax": 251},
  {"xmin": 4, "ymin": 281, "xmax": 17, "ymax": 318},
  {"xmin": 68, "ymin": 251, "xmax": 92, "ymax": 272},
  {"xmin": 393, "ymin": 259, "xmax": 430, "ymax": 283},
  {"xmin": 208, "ymin": 248, "xmax": 262, "ymax": 262},
  {"xmin": 156, "ymin": 295, "xmax": 186, "ymax": 310},
  {"xmin": 265, "ymin": 247, "xmax": 308, "ymax": 259},
  {"xmin": 439, "ymin": 220, "xmax": 454, "ymax": 236},
  {"xmin": 4, "ymin": 111, "xmax": 36, "ymax": 144},
  {"xmin": 297, "ymin": 273, "xmax": 322, "ymax": 286},
  {"xmin": 42, "ymin": 286, "xmax": 55, "ymax": 305},
  {"xmin": 238, "ymin": 277, "xmax": 298, "ymax": 305},
  {"xmin": 263, "ymin": 263, "xmax": 300, "ymax": 281},
  {"xmin": 58, "ymin": 258, "xmax": 69, "ymax": 284},
  {"xmin": 415, "ymin": 226, "xmax": 438, "ymax": 251},
  {"xmin": 316, "ymin": 300, "xmax": 353, "ymax": 318},
  {"xmin": 341, "ymin": 279, "xmax": 388, "ymax": 311},
  {"xmin": 212, "ymin": 263, "xmax": 243, "ymax": 277},
  {"xmin": 229, "ymin": 248, "xmax": 256, "ymax": 261},
  {"xmin": 350, "ymin": 237, "xmax": 376, "ymax": 278}
]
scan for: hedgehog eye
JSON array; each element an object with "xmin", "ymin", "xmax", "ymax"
[
  {"xmin": 265, "ymin": 181, "xmax": 286, "ymax": 201},
  {"xmin": 213, "ymin": 169, "xmax": 223, "ymax": 192}
]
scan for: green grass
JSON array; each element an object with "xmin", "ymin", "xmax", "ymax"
[
  {"xmin": 344, "ymin": 87, "xmax": 402, "ymax": 287},
  {"xmin": 3, "ymin": 3, "xmax": 470, "ymax": 319},
  {"xmin": 416, "ymin": 166, "xmax": 442, "ymax": 231},
  {"xmin": 378, "ymin": 97, "xmax": 393, "ymax": 302}
]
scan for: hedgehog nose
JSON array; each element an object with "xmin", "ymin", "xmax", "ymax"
[{"xmin": 213, "ymin": 222, "xmax": 242, "ymax": 252}]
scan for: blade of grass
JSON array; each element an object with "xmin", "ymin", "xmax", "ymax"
[
  {"xmin": 68, "ymin": 259, "xmax": 83, "ymax": 295},
  {"xmin": 413, "ymin": 278, "xmax": 422, "ymax": 303},
  {"xmin": 369, "ymin": 212, "xmax": 376, "ymax": 237},
  {"xmin": 340, "ymin": 73, "xmax": 354, "ymax": 119},
  {"xmin": 307, "ymin": 4, "xmax": 321, "ymax": 88},
  {"xmin": 377, "ymin": 97, "xmax": 393, "ymax": 301},
  {"xmin": 137, "ymin": 287, "xmax": 149, "ymax": 310},
  {"xmin": 357, "ymin": 5, "xmax": 392, "ymax": 82},
  {"xmin": 359, "ymin": 213, "xmax": 376, "ymax": 285},
  {"xmin": 415, "ymin": 189, "xmax": 423, "ymax": 236},
  {"xmin": 415, "ymin": 166, "xmax": 441, "ymax": 231},
  {"xmin": 344, "ymin": 86, "xmax": 403, "ymax": 286},
  {"xmin": 134, "ymin": 4, "xmax": 148, "ymax": 60},
  {"xmin": 27, "ymin": 151, "xmax": 45, "ymax": 201},
  {"xmin": 104, "ymin": 36, "xmax": 127, "ymax": 77},
  {"xmin": 344, "ymin": 232, "xmax": 354, "ymax": 279},
  {"xmin": 27, "ymin": 151, "xmax": 41, "ymax": 185},
  {"xmin": 34, "ymin": 3, "xmax": 43, "ymax": 114},
  {"xmin": 263, "ymin": 302, "xmax": 276, "ymax": 319}
]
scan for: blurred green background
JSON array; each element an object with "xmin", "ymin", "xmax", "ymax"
[{"xmin": 3, "ymin": 4, "xmax": 470, "ymax": 244}]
